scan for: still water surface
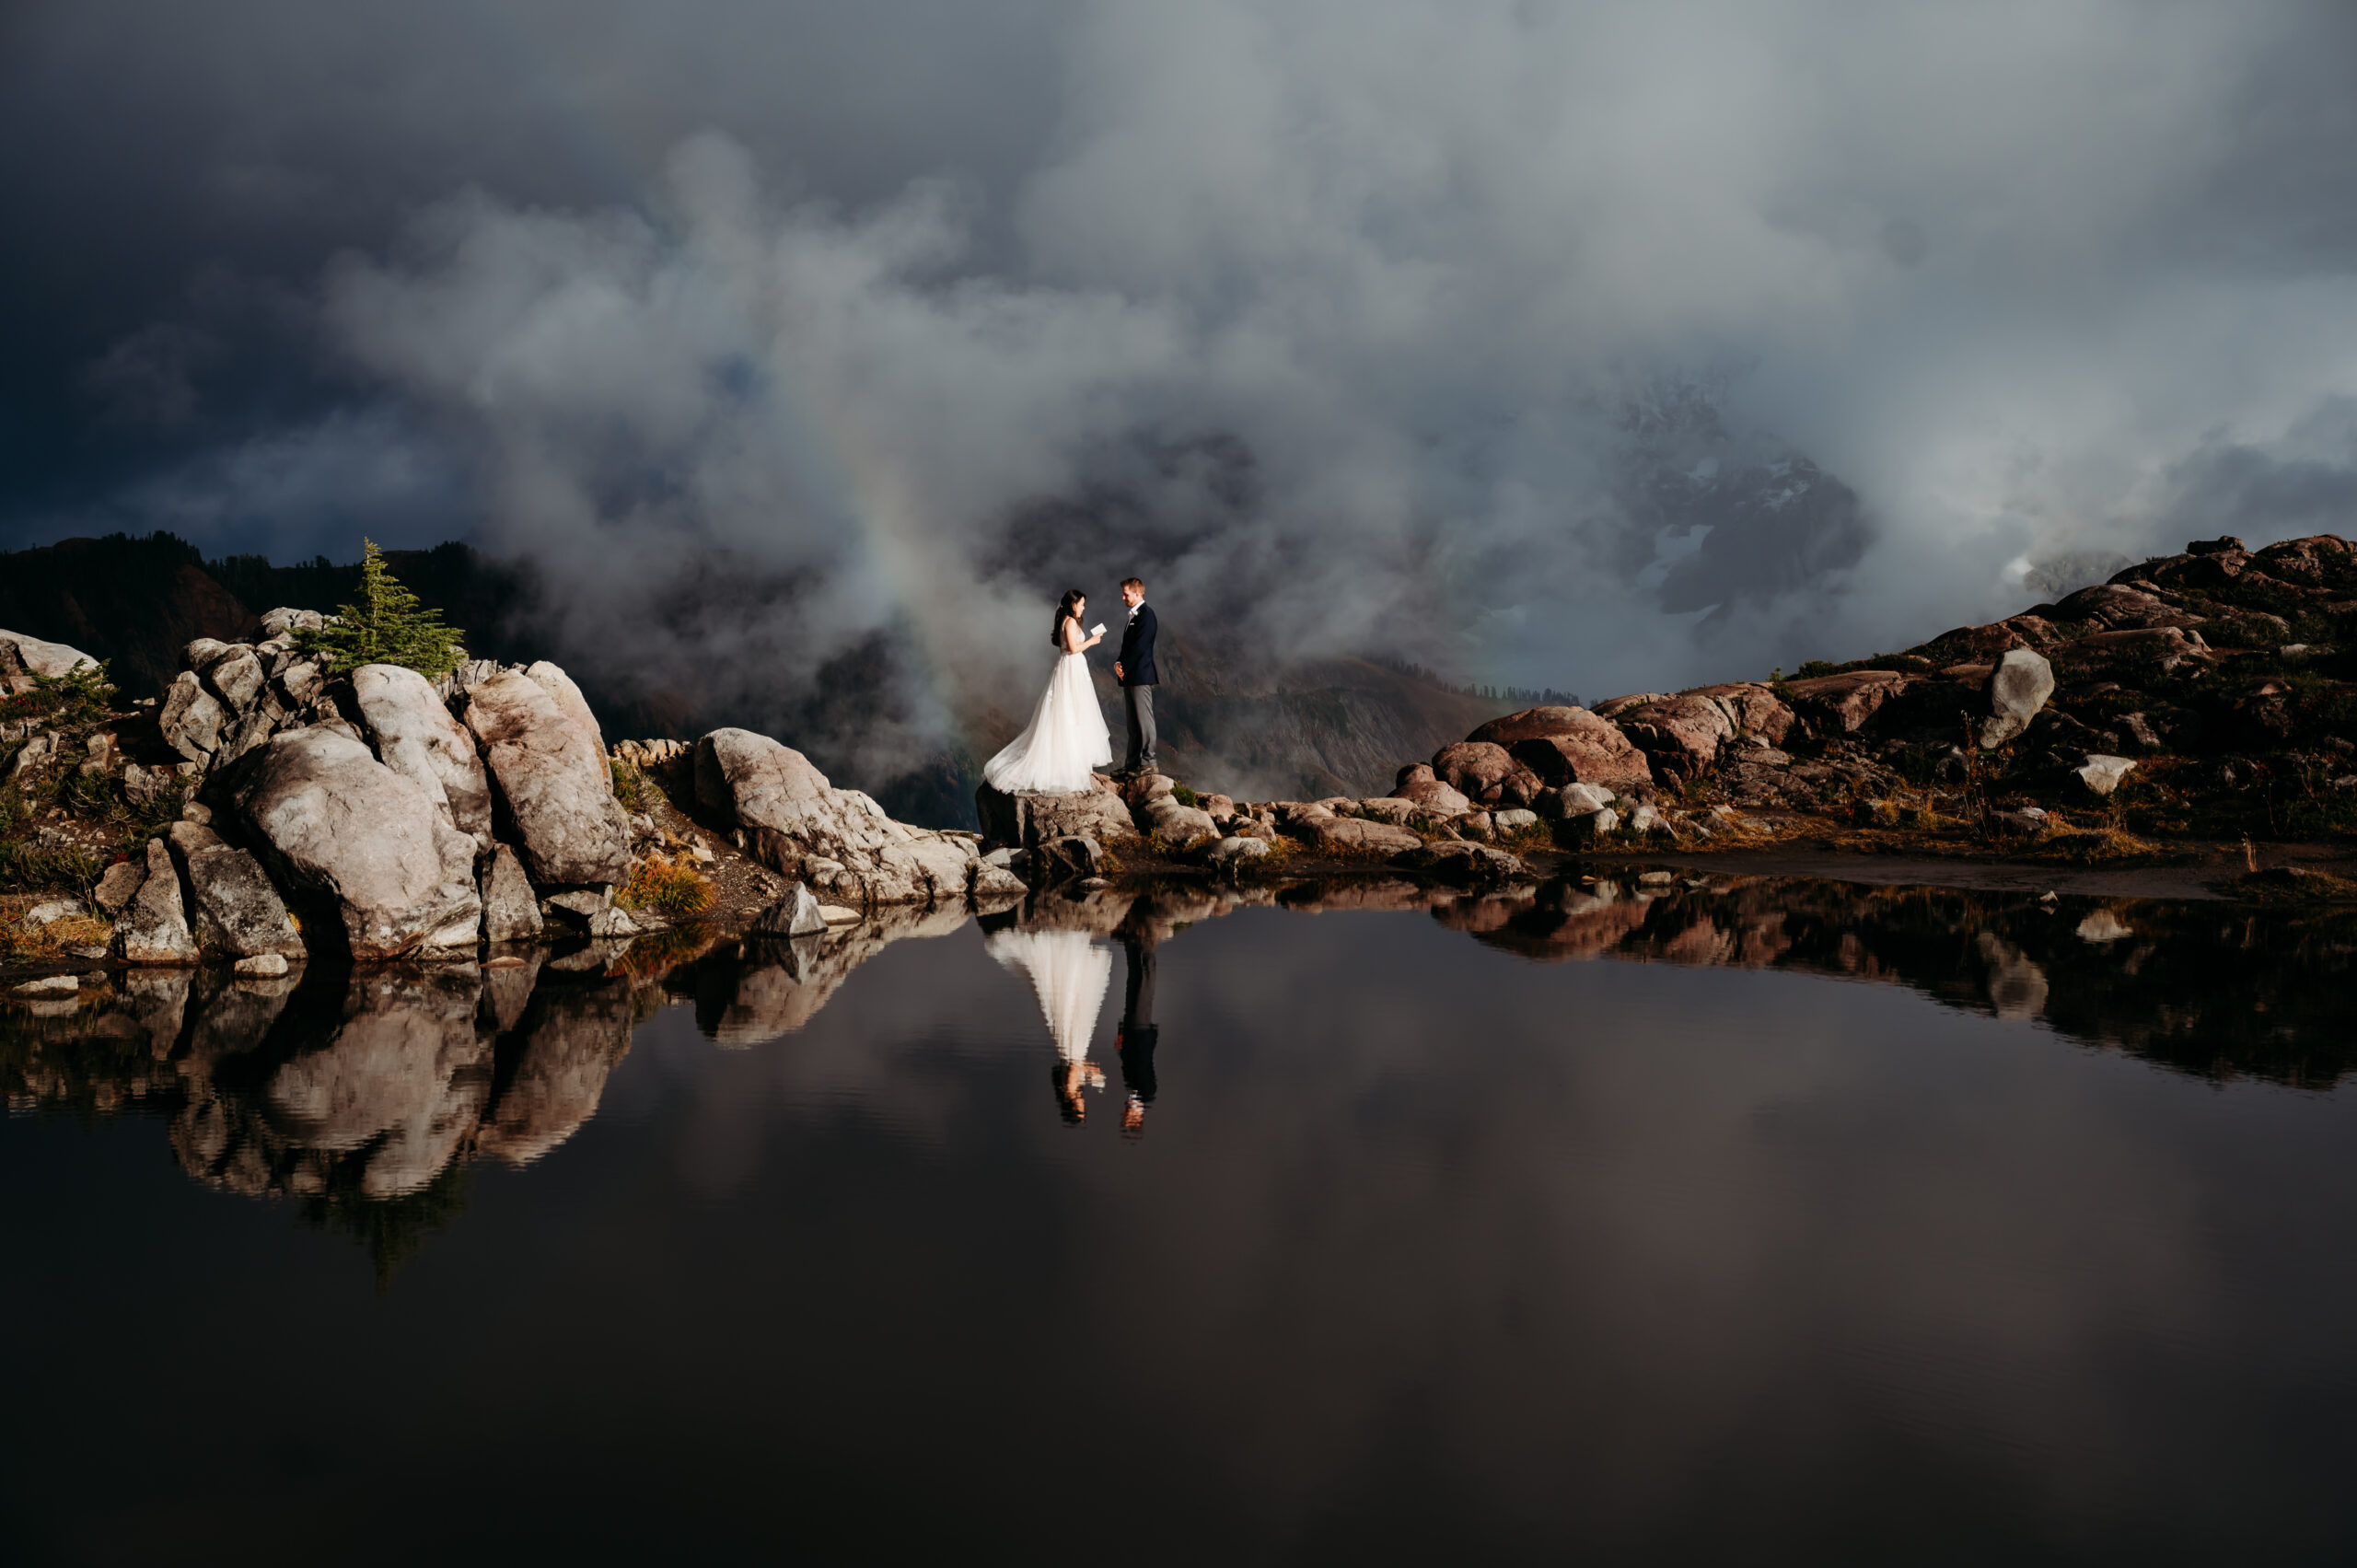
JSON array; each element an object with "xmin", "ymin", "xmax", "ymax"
[{"xmin": 6, "ymin": 876, "xmax": 2357, "ymax": 1563}]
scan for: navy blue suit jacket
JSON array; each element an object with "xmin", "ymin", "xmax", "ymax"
[{"xmin": 1117, "ymin": 603, "xmax": 1159, "ymax": 687}]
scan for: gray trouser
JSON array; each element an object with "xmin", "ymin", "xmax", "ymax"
[{"xmin": 1122, "ymin": 683, "xmax": 1157, "ymax": 772}]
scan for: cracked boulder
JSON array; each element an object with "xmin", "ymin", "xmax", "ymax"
[
  {"xmin": 463, "ymin": 670, "xmax": 631, "ymax": 887},
  {"xmin": 223, "ymin": 726, "xmax": 482, "ymax": 959},
  {"xmin": 353, "ymin": 663, "xmax": 494, "ymax": 846}
]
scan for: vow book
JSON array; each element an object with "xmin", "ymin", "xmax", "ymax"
[{"xmin": 1088, "ymin": 623, "xmax": 1107, "ymax": 637}]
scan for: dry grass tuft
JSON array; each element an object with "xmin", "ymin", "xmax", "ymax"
[{"xmin": 616, "ymin": 854, "xmax": 714, "ymax": 917}]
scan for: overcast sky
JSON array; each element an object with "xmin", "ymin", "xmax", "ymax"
[{"xmin": 6, "ymin": 0, "xmax": 2356, "ymax": 721}]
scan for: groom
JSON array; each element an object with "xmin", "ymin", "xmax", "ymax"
[{"xmin": 1111, "ymin": 575, "xmax": 1158, "ymax": 778}]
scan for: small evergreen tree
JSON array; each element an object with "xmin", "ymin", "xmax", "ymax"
[{"xmin": 293, "ymin": 540, "xmax": 468, "ymax": 678}]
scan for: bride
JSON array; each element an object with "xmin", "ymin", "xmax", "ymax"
[{"xmin": 981, "ymin": 589, "xmax": 1113, "ymax": 795}]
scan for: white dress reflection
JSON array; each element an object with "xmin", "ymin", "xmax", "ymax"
[{"xmin": 985, "ymin": 928, "xmax": 1112, "ymax": 1124}]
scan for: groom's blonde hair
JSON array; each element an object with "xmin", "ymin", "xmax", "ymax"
[{"xmin": 1120, "ymin": 576, "xmax": 1144, "ymax": 593}]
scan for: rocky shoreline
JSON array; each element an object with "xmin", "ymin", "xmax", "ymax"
[
  {"xmin": 10, "ymin": 529, "xmax": 2357, "ymax": 992},
  {"xmin": 967, "ymin": 532, "xmax": 2357, "ymax": 905}
]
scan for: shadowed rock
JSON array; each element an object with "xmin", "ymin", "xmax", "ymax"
[
  {"xmin": 479, "ymin": 843, "xmax": 543, "ymax": 943},
  {"xmin": 115, "ymin": 838, "xmax": 197, "ymax": 965}
]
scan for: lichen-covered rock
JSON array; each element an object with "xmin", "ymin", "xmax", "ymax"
[
  {"xmin": 1680, "ymin": 683, "xmax": 1798, "ymax": 746},
  {"xmin": 975, "ymin": 779, "xmax": 1140, "ymax": 850},
  {"xmin": 180, "ymin": 844, "xmax": 306, "ymax": 960},
  {"xmin": 114, "ymin": 838, "xmax": 198, "ymax": 965},
  {"xmin": 463, "ymin": 671, "xmax": 631, "ymax": 887},
  {"xmin": 2075, "ymin": 754, "xmax": 2137, "ymax": 796},
  {"xmin": 93, "ymin": 857, "xmax": 147, "ymax": 916},
  {"xmin": 205, "ymin": 646, "xmax": 266, "ymax": 714},
  {"xmin": 224, "ymin": 726, "xmax": 482, "ymax": 959},
  {"xmin": 1387, "ymin": 762, "xmax": 1474, "ymax": 816},
  {"xmin": 353, "ymin": 663, "xmax": 493, "ymax": 845},
  {"xmin": 1277, "ymin": 804, "xmax": 1425, "ymax": 854}
]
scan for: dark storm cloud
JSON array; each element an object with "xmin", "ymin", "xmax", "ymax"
[{"xmin": 6, "ymin": 0, "xmax": 2357, "ymax": 744}]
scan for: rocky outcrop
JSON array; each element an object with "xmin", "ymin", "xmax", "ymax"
[
  {"xmin": 462, "ymin": 670, "xmax": 631, "ymax": 887},
  {"xmin": 353, "ymin": 663, "xmax": 493, "ymax": 845},
  {"xmin": 1469, "ymin": 706, "xmax": 1655, "ymax": 791},
  {"xmin": 161, "ymin": 630, "xmax": 339, "ymax": 773},
  {"xmin": 524, "ymin": 660, "xmax": 606, "ymax": 756},
  {"xmin": 0, "ymin": 629, "xmax": 99, "ymax": 692},
  {"xmin": 224, "ymin": 727, "xmax": 482, "ymax": 959},
  {"xmin": 1386, "ymin": 763, "xmax": 1474, "ymax": 816},
  {"xmin": 1431, "ymin": 741, "xmax": 1542, "ymax": 807},
  {"xmin": 1590, "ymin": 692, "xmax": 1736, "ymax": 783},
  {"xmin": 974, "ymin": 778, "xmax": 1141, "ymax": 852},
  {"xmin": 700, "ymin": 727, "xmax": 983, "ymax": 908},
  {"xmin": 1782, "ymin": 669, "xmax": 1914, "ymax": 734}
]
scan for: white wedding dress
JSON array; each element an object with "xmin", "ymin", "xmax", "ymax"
[
  {"xmin": 981, "ymin": 630, "xmax": 1112, "ymax": 795},
  {"xmin": 985, "ymin": 928, "xmax": 1113, "ymax": 1064}
]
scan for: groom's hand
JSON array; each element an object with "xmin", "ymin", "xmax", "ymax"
[{"xmin": 1114, "ymin": 662, "xmax": 1124, "ymax": 679}]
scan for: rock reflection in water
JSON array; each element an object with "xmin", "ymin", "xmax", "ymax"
[
  {"xmin": 9, "ymin": 871, "xmax": 2357, "ymax": 1257},
  {"xmin": 164, "ymin": 957, "xmax": 635, "ymax": 1210},
  {"xmin": 1439, "ymin": 875, "xmax": 2357, "ymax": 1086}
]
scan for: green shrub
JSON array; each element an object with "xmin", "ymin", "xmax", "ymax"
[
  {"xmin": 291, "ymin": 540, "xmax": 467, "ymax": 679},
  {"xmin": 1171, "ymin": 782, "xmax": 1200, "ymax": 807},
  {"xmin": 610, "ymin": 758, "xmax": 663, "ymax": 814},
  {"xmin": 0, "ymin": 659, "xmax": 115, "ymax": 732}
]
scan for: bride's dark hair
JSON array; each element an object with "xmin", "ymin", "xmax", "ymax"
[{"xmin": 1051, "ymin": 588, "xmax": 1086, "ymax": 648}]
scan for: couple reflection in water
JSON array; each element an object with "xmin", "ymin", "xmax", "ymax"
[{"xmin": 985, "ymin": 918, "xmax": 1158, "ymax": 1136}]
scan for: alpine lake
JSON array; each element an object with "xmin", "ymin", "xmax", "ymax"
[{"xmin": 7, "ymin": 864, "xmax": 2357, "ymax": 1565}]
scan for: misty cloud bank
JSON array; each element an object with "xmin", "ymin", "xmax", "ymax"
[{"xmin": 10, "ymin": 0, "xmax": 2357, "ymax": 778}]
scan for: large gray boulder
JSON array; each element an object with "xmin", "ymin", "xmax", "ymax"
[
  {"xmin": 114, "ymin": 839, "xmax": 199, "ymax": 965},
  {"xmin": 1980, "ymin": 647, "xmax": 2058, "ymax": 749},
  {"xmin": 225, "ymin": 726, "xmax": 482, "ymax": 959},
  {"xmin": 696, "ymin": 726, "xmax": 830, "ymax": 824},
  {"xmin": 0, "ymin": 629, "xmax": 99, "ymax": 693},
  {"xmin": 699, "ymin": 727, "xmax": 981, "ymax": 907},
  {"xmin": 525, "ymin": 661, "xmax": 607, "ymax": 757},
  {"xmin": 353, "ymin": 663, "xmax": 493, "ymax": 845},
  {"xmin": 463, "ymin": 671, "xmax": 630, "ymax": 887}
]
